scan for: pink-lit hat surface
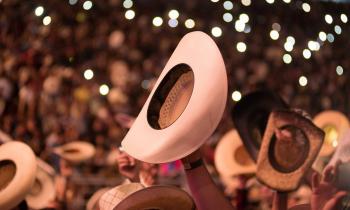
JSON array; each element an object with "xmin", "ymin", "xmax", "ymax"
[{"xmin": 121, "ymin": 31, "xmax": 227, "ymax": 163}]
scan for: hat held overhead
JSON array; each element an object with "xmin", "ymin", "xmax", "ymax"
[{"xmin": 122, "ymin": 31, "xmax": 227, "ymax": 163}]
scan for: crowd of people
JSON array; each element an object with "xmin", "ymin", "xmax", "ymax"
[{"xmin": 1, "ymin": 0, "xmax": 350, "ymax": 209}]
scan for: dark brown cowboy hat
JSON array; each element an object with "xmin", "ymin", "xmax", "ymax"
[{"xmin": 232, "ymin": 90, "xmax": 288, "ymax": 162}]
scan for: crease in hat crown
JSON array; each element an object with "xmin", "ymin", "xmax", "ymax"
[{"xmin": 121, "ymin": 31, "xmax": 227, "ymax": 163}]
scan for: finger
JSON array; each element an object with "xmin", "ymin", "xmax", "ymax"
[
  {"xmin": 323, "ymin": 191, "xmax": 347, "ymax": 210},
  {"xmin": 312, "ymin": 172, "xmax": 320, "ymax": 190},
  {"xmin": 323, "ymin": 165, "xmax": 335, "ymax": 183}
]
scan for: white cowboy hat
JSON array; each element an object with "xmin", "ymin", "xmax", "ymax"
[
  {"xmin": 313, "ymin": 110, "xmax": 350, "ymax": 157},
  {"xmin": 256, "ymin": 110, "xmax": 324, "ymax": 191},
  {"xmin": 215, "ymin": 129, "xmax": 256, "ymax": 177},
  {"xmin": 99, "ymin": 183, "xmax": 195, "ymax": 210},
  {"xmin": 121, "ymin": 31, "xmax": 227, "ymax": 163},
  {"xmin": 0, "ymin": 141, "xmax": 37, "ymax": 210},
  {"xmin": 25, "ymin": 160, "xmax": 56, "ymax": 210},
  {"xmin": 53, "ymin": 141, "xmax": 96, "ymax": 163},
  {"xmin": 86, "ymin": 187, "xmax": 110, "ymax": 210}
]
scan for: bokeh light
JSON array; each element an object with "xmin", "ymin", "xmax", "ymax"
[
  {"xmin": 239, "ymin": 13, "xmax": 249, "ymax": 23},
  {"xmin": 211, "ymin": 26, "xmax": 222, "ymax": 37},
  {"xmin": 334, "ymin": 25, "xmax": 342, "ymax": 35},
  {"xmin": 125, "ymin": 10, "xmax": 135, "ymax": 20},
  {"xmin": 236, "ymin": 42, "xmax": 247, "ymax": 52},
  {"xmin": 99, "ymin": 84, "xmax": 110, "ymax": 96},
  {"xmin": 299, "ymin": 76, "xmax": 308, "ymax": 87},
  {"xmin": 35, "ymin": 6, "xmax": 44, "ymax": 17},
  {"xmin": 43, "ymin": 16, "xmax": 51, "ymax": 25},
  {"xmin": 327, "ymin": 33, "xmax": 335, "ymax": 43},
  {"xmin": 235, "ymin": 20, "xmax": 245, "ymax": 32},
  {"xmin": 123, "ymin": 0, "xmax": 133, "ymax": 8},
  {"xmin": 283, "ymin": 54, "xmax": 292, "ymax": 64},
  {"xmin": 168, "ymin": 19, "xmax": 178, "ymax": 28},
  {"xmin": 83, "ymin": 1, "xmax": 93, "ymax": 10},
  {"xmin": 341, "ymin": 14, "xmax": 348, "ymax": 23},
  {"xmin": 302, "ymin": 3, "xmax": 311, "ymax": 13},
  {"xmin": 319, "ymin": 31, "xmax": 327, "ymax": 41},
  {"xmin": 168, "ymin": 9, "xmax": 179, "ymax": 19},
  {"xmin": 303, "ymin": 49, "xmax": 311, "ymax": 59},
  {"xmin": 325, "ymin": 14, "xmax": 333, "ymax": 24},
  {"xmin": 185, "ymin": 19, "xmax": 195, "ymax": 28},
  {"xmin": 223, "ymin": 1, "xmax": 233, "ymax": 10},
  {"xmin": 223, "ymin": 13, "xmax": 233, "ymax": 22},
  {"xmin": 241, "ymin": 0, "xmax": 251, "ymax": 6},
  {"xmin": 232, "ymin": 91, "xmax": 242, "ymax": 102},
  {"xmin": 153, "ymin": 17, "xmax": 163, "ymax": 27},
  {"xmin": 84, "ymin": 69, "xmax": 94, "ymax": 80},
  {"xmin": 270, "ymin": 30, "xmax": 279, "ymax": 40},
  {"xmin": 336, "ymin": 65, "xmax": 344, "ymax": 75}
]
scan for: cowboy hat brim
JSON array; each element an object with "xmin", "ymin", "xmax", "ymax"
[
  {"xmin": 0, "ymin": 141, "xmax": 37, "ymax": 210},
  {"xmin": 122, "ymin": 31, "xmax": 227, "ymax": 163},
  {"xmin": 215, "ymin": 129, "xmax": 256, "ymax": 177}
]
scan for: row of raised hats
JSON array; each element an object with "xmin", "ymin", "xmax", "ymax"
[{"xmin": 0, "ymin": 137, "xmax": 95, "ymax": 210}]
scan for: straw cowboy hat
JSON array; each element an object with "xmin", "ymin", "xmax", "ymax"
[
  {"xmin": 25, "ymin": 160, "xmax": 56, "ymax": 210},
  {"xmin": 313, "ymin": 110, "xmax": 350, "ymax": 157},
  {"xmin": 232, "ymin": 90, "xmax": 288, "ymax": 162},
  {"xmin": 86, "ymin": 187, "xmax": 110, "ymax": 210},
  {"xmin": 0, "ymin": 141, "xmax": 37, "ymax": 210},
  {"xmin": 99, "ymin": 183, "xmax": 195, "ymax": 210},
  {"xmin": 256, "ymin": 110, "xmax": 324, "ymax": 191},
  {"xmin": 121, "ymin": 31, "xmax": 227, "ymax": 163},
  {"xmin": 215, "ymin": 129, "xmax": 256, "ymax": 177},
  {"xmin": 53, "ymin": 141, "xmax": 96, "ymax": 163}
]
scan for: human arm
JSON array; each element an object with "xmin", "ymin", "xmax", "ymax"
[{"xmin": 181, "ymin": 149, "xmax": 234, "ymax": 210}]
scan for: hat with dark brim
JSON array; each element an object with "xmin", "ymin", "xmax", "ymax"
[
  {"xmin": 232, "ymin": 90, "xmax": 288, "ymax": 162},
  {"xmin": 99, "ymin": 183, "xmax": 196, "ymax": 210}
]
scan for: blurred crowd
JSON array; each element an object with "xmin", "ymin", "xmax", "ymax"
[{"xmin": 1, "ymin": 0, "xmax": 350, "ymax": 209}]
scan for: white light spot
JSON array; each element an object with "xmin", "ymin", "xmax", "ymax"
[
  {"xmin": 69, "ymin": 0, "xmax": 78, "ymax": 5},
  {"xmin": 283, "ymin": 54, "xmax": 292, "ymax": 64},
  {"xmin": 235, "ymin": 20, "xmax": 245, "ymax": 32},
  {"xmin": 341, "ymin": 14, "xmax": 348, "ymax": 23},
  {"xmin": 185, "ymin": 19, "xmax": 195, "ymax": 28},
  {"xmin": 334, "ymin": 25, "xmax": 342, "ymax": 35},
  {"xmin": 303, "ymin": 49, "xmax": 311, "ymax": 59},
  {"xmin": 272, "ymin": 23, "xmax": 281, "ymax": 31},
  {"xmin": 152, "ymin": 17, "xmax": 163, "ymax": 27},
  {"xmin": 270, "ymin": 30, "xmax": 279, "ymax": 40},
  {"xmin": 99, "ymin": 84, "xmax": 110, "ymax": 96},
  {"xmin": 325, "ymin": 14, "xmax": 333, "ymax": 24},
  {"xmin": 302, "ymin": 3, "xmax": 311, "ymax": 13},
  {"xmin": 299, "ymin": 76, "xmax": 308, "ymax": 87},
  {"xmin": 244, "ymin": 24, "xmax": 251, "ymax": 33},
  {"xmin": 223, "ymin": 1, "xmax": 233, "ymax": 10},
  {"xmin": 232, "ymin": 91, "xmax": 242, "ymax": 102},
  {"xmin": 168, "ymin": 19, "xmax": 178, "ymax": 28},
  {"xmin": 286, "ymin": 36, "xmax": 295, "ymax": 45},
  {"xmin": 125, "ymin": 10, "xmax": 135, "ymax": 20},
  {"xmin": 84, "ymin": 69, "xmax": 94, "ymax": 80},
  {"xmin": 239, "ymin": 13, "xmax": 249, "ymax": 23},
  {"xmin": 43, "ymin": 16, "xmax": 51, "ymax": 26},
  {"xmin": 211, "ymin": 26, "xmax": 222, "ymax": 37},
  {"xmin": 319, "ymin": 31, "xmax": 327, "ymax": 41},
  {"xmin": 211, "ymin": 0, "xmax": 220, "ymax": 2},
  {"xmin": 241, "ymin": 0, "xmax": 251, "ymax": 6},
  {"xmin": 83, "ymin": 0, "xmax": 93, "ymax": 10},
  {"xmin": 283, "ymin": 0, "xmax": 291, "ymax": 3},
  {"xmin": 236, "ymin": 42, "xmax": 247, "ymax": 52},
  {"xmin": 223, "ymin": 13, "xmax": 233, "ymax": 22},
  {"xmin": 308, "ymin": 41, "xmax": 320, "ymax": 51},
  {"xmin": 266, "ymin": 0, "xmax": 274, "ymax": 4},
  {"xmin": 35, "ymin": 6, "xmax": 44, "ymax": 16},
  {"xmin": 327, "ymin": 33, "xmax": 335, "ymax": 43},
  {"xmin": 168, "ymin": 9, "xmax": 179, "ymax": 19},
  {"xmin": 284, "ymin": 42, "xmax": 293, "ymax": 52},
  {"xmin": 123, "ymin": 0, "xmax": 133, "ymax": 8},
  {"xmin": 336, "ymin": 66, "xmax": 344, "ymax": 75}
]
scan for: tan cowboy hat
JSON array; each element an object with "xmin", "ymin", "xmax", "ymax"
[
  {"xmin": 99, "ymin": 183, "xmax": 195, "ymax": 210},
  {"xmin": 256, "ymin": 110, "xmax": 324, "ymax": 191},
  {"xmin": 313, "ymin": 110, "xmax": 350, "ymax": 157},
  {"xmin": 53, "ymin": 141, "xmax": 96, "ymax": 163},
  {"xmin": 0, "ymin": 141, "xmax": 37, "ymax": 210},
  {"xmin": 215, "ymin": 129, "xmax": 256, "ymax": 177},
  {"xmin": 86, "ymin": 187, "xmax": 110, "ymax": 210},
  {"xmin": 25, "ymin": 161, "xmax": 56, "ymax": 210},
  {"xmin": 121, "ymin": 31, "xmax": 227, "ymax": 163}
]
